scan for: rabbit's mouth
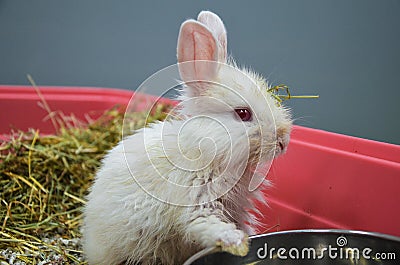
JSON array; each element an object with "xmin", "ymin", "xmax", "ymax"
[
  {"xmin": 273, "ymin": 122, "xmax": 292, "ymax": 157},
  {"xmin": 248, "ymin": 128, "xmax": 291, "ymax": 163}
]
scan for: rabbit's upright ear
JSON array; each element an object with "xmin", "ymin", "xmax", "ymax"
[
  {"xmin": 197, "ymin": 11, "xmax": 227, "ymax": 63},
  {"xmin": 177, "ymin": 20, "xmax": 221, "ymax": 95}
]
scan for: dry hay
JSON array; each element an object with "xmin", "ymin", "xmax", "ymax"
[{"xmin": 0, "ymin": 101, "xmax": 170, "ymax": 264}]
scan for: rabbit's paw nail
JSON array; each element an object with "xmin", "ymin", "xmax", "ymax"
[{"xmin": 216, "ymin": 230, "xmax": 249, "ymax": 257}]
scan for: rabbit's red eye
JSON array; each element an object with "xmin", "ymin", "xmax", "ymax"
[{"xmin": 234, "ymin": 108, "xmax": 252, "ymax": 121}]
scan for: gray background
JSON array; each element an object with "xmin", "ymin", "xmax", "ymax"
[{"xmin": 1, "ymin": 0, "xmax": 399, "ymax": 144}]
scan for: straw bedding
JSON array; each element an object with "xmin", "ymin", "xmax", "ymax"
[{"xmin": 0, "ymin": 103, "xmax": 170, "ymax": 264}]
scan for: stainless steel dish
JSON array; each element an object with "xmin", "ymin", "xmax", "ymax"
[{"xmin": 184, "ymin": 229, "xmax": 400, "ymax": 265}]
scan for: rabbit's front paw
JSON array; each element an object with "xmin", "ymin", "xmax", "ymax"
[{"xmin": 216, "ymin": 229, "xmax": 249, "ymax": 257}]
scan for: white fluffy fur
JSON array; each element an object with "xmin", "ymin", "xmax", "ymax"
[{"xmin": 82, "ymin": 11, "xmax": 292, "ymax": 265}]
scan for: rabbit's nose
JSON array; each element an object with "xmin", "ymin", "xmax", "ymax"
[
  {"xmin": 274, "ymin": 122, "xmax": 292, "ymax": 155},
  {"xmin": 278, "ymin": 141, "xmax": 285, "ymax": 152},
  {"xmin": 276, "ymin": 139, "xmax": 288, "ymax": 154}
]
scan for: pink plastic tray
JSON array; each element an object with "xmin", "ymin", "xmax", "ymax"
[{"xmin": 1, "ymin": 85, "xmax": 399, "ymax": 237}]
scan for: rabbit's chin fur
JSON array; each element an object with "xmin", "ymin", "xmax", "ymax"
[{"xmin": 82, "ymin": 11, "xmax": 292, "ymax": 265}]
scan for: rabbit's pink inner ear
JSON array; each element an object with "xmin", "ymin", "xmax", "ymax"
[
  {"xmin": 197, "ymin": 11, "xmax": 227, "ymax": 63},
  {"xmin": 177, "ymin": 20, "xmax": 219, "ymax": 90}
]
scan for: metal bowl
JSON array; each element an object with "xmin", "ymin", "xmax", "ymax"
[{"xmin": 185, "ymin": 229, "xmax": 400, "ymax": 265}]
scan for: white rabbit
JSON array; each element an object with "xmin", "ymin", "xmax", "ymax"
[{"xmin": 82, "ymin": 10, "xmax": 292, "ymax": 265}]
